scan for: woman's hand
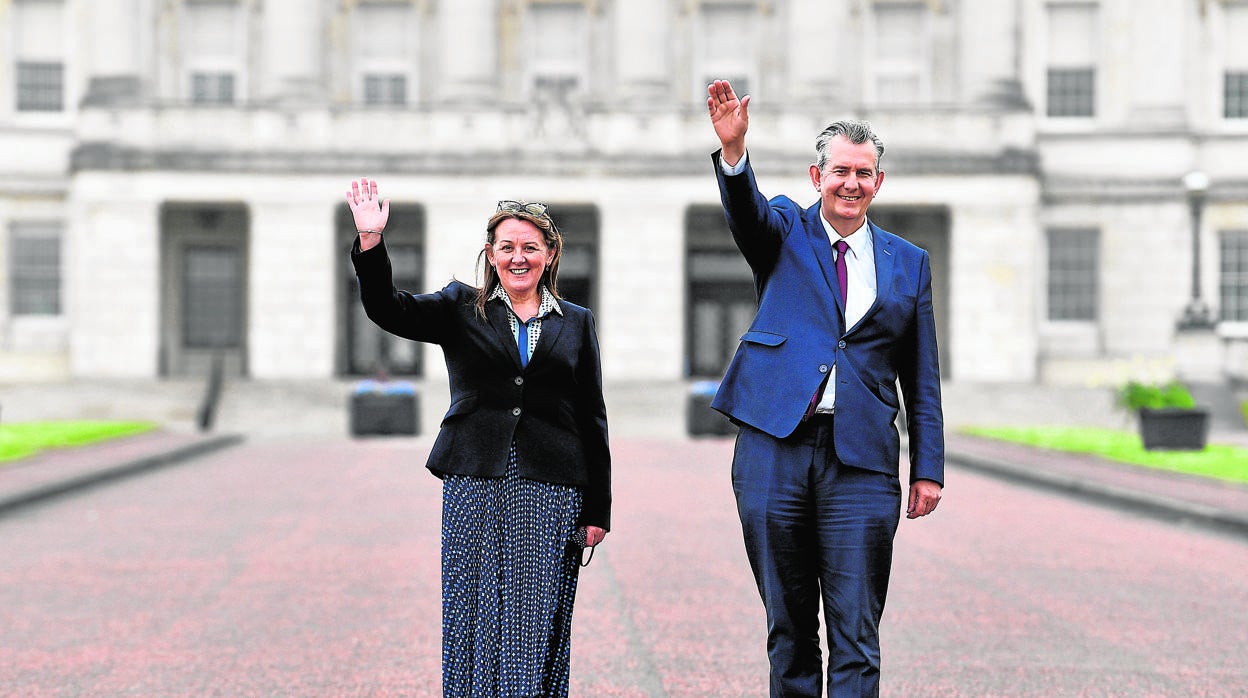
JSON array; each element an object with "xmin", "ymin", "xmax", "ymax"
[
  {"xmin": 346, "ymin": 177, "xmax": 389, "ymax": 251},
  {"xmin": 584, "ymin": 526, "xmax": 607, "ymax": 547}
]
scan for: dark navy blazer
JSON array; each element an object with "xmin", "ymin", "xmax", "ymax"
[
  {"xmin": 708, "ymin": 152, "xmax": 944, "ymax": 484},
  {"xmin": 352, "ymin": 240, "xmax": 612, "ymax": 529}
]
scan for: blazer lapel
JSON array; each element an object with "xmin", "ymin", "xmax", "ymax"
[
  {"xmin": 486, "ymin": 301, "xmax": 523, "ymax": 370},
  {"xmin": 805, "ymin": 204, "xmax": 846, "ymax": 316},
  {"xmin": 848, "ymin": 220, "xmax": 894, "ymax": 334},
  {"xmin": 527, "ymin": 309, "xmax": 566, "ymax": 368}
]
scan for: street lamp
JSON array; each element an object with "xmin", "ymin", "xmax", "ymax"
[{"xmin": 1178, "ymin": 170, "xmax": 1215, "ymax": 330}]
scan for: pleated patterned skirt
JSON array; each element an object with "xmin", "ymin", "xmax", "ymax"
[{"xmin": 441, "ymin": 442, "xmax": 583, "ymax": 697}]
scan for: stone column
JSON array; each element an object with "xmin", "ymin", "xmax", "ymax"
[
  {"xmin": 958, "ymin": 0, "xmax": 1026, "ymax": 108},
  {"xmin": 788, "ymin": 0, "xmax": 848, "ymax": 104},
  {"xmin": 260, "ymin": 0, "xmax": 323, "ymax": 103},
  {"xmin": 612, "ymin": 0, "xmax": 668, "ymax": 102},
  {"xmin": 82, "ymin": 0, "xmax": 143, "ymax": 105},
  {"xmin": 437, "ymin": 0, "xmax": 498, "ymax": 104}
]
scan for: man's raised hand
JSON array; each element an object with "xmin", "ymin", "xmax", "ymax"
[{"xmin": 707, "ymin": 79, "xmax": 750, "ymax": 167}]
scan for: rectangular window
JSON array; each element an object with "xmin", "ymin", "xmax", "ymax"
[
  {"xmin": 1046, "ymin": 68, "xmax": 1095, "ymax": 118},
  {"xmin": 527, "ymin": 2, "xmax": 588, "ymax": 99},
  {"xmin": 1220, "ymin": 231, "xmax": 1248, "ymax": 322},
  {"xmin": 871, "ymin": 2, "xmax": 929, "ymax": 105},
  {"xmin": 1046, "ymin": 228, "xmax": 1098, "ymax": 321},
  {"xmin": 1224, "ymin": 6, "xmax": 1248, "ymax": 119},
  {"xmin": 363, "ymin": 74, "xmax": 407, "ymax": 106},
  {"xmin": 695, "ymin": 3, "xmax": 756, "ymax": 100},
  {"xmin": 353, "ymin": 2, "xmax": 416, "ymax": 105},
  {"xmin": 16, "ymin": 61, "xmax": 64, "ymax": 112},
  {"xmin": 10, "ymin": 222, "xmax": 62, "ymax": 316},
  {"xmin": 1045, "ymin": 3, "xmax": 1097, "ymax": 118},
  {"xmin": 13, "ymin": 0, "xmax": 66, "ymax": 112},
  {"xmin": 184, "ymin": 0, "xmax": 242, "ymax": 105},
  {"xmin": 191, "ymin": 71, "xmax": 236, "ymax": 105},
  {"xmin": 1226, "ymin": 72, "xmax": 1248, "ymax": 119}
]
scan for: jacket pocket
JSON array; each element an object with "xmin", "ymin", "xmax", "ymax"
[
  {"xmin": 877, "ymin": 382, "xmax": 899, "ymax": 408},
  {"xmin": 740, "ymin": 330, "xmax": 787, "ymax": 347},
  {"xmin": 441, "ymin": 392, "xmax": 478, "ymax": 423}
]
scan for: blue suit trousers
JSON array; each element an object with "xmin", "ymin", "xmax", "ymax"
[{"xmin": 732, "ymin": 418, "xmax": 902, "ymax": 697}]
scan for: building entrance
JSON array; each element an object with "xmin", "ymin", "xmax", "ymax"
[{"xmin": 160, "ymin": 204, "xmax": 249, "ymax": 378}]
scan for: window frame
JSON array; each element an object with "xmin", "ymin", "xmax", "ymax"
[
  {"xmin": 1040, "ymin": 1, "xmax": 1100, "ymax": 123},
  {"xmin": 690, "ymin": 1, "xmax": 760, "ymax": 104},
  {"xmin": 180, "ymin": 0, "xmax": 247, "ymax": 106},
  {"xmin": 1044, "ymin": 226, "xmax": 1100, "ymax": 323},
  {"xmin": 15, "ymin": 60, "xmax": 65, "ymax": 112},
  {"xmin": 8, "ymin": 221, "xmax": 64, "ymax": 317},
  {"xmin": 523, "ymin": 1, "xmax": 592, "ymax": 102},
  {"xmin": 10, "ymin": 0, "xmax": 72, "ymax": 118},
  {"xmin": 865, "ymin": 1, "xmax": 933, "ymax": 107},
  {"xmin": 352, "ymin": 0, "xmax": 420, "ymax": 107},
  {"xmin": 1219, "ymin": 229, "xmax": 1248, "ymax": 324}
]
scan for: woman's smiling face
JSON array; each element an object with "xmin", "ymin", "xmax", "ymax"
[{"xmin": 485, "ymin": 217, "xmax": 552, "ymax": 300}]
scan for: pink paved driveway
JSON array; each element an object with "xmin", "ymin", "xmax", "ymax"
[{"xmin": 0, "ymin": 436, "xmax": 1245, "ymax": 696}]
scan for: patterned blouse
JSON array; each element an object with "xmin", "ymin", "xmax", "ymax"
[{"xmin": 487, "ymin": 284, "xmax": 563, "ymax": 363}]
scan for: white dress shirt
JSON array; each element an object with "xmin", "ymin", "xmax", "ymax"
[{"xmin": 814, "ymin": 214, "xmax": 876, "ymax": 413}]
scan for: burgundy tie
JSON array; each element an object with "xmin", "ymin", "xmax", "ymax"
[
  {"xmin": 805, "ymin": 240, "xmax": 850, "ymax": 420},
  {"xmin": 834, "ymin": 239, "xmax": 849, "ymax": 302}
]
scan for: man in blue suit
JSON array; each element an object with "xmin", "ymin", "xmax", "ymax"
[{"xmin": 706, "ymin": 79, "xmax": 944, "ymax": 697}]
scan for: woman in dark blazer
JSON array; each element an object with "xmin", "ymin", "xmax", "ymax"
[{"xmin": 346, "ymin": 178, "xmax": 610, "ymax": 697}]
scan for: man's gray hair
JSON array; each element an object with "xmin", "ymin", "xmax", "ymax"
[{"xmin": 814, "ymin": 120, "xmax": 885, "ymax": 172}]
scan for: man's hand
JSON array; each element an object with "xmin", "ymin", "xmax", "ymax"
[
  {"xmin": 906, "ymin": 479, "xmax": 942, "ymax": 519},
  {"xmin": 346, "ymin": 177, "xmax": 389, "ymax": 252},
  {"xmin": 707, "ymin": 79, "xmax": 750, "ymax": 167}
]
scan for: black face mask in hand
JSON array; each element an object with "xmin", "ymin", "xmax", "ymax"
[{"xmin": 571, "ymin": 527, "xmax": 596, "ymax": 567}]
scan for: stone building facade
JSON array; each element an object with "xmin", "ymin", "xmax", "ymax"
[{"xmin": 2, "ymin": 0, "xmax": 1247, "ymax": 388}]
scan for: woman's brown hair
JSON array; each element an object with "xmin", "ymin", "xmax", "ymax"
[{"xmin": 474, "ymin": 207, "xmax": 563, "ymax": 317}]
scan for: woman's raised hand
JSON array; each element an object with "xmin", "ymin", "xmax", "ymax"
[{"xmin": 346, "ymin": 177, "xmax": 390, "ymax": 251}]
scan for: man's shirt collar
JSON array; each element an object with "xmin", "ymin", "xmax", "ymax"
[{"xmin": 818, "ymin": 215, "xmax": 872, "ymax": 256}]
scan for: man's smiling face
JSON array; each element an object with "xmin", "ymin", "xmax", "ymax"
[{"xmin": 809, "ymin": 135, "xmax": 885, "ymax": 237}]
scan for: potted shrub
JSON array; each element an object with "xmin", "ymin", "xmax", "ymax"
[{"xmin": 1116, "ymin": 380, "xmax": 1209, "ymax": 451}]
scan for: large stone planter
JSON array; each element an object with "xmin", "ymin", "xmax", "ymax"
[
  {"xmin": 687, "ymin": 380, "xmax": 737, "ymax": 437},
  {"xmin": 1138, "ymin": 407, "xmax": 1209, "ymax": 451},
  {"xmin": 351, "ymin": 380, "xmax": 419, "ymax": 436}
]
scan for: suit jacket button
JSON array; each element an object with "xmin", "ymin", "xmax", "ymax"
[
  {"xmin": 514, "ymin": 376, "xmax": 524, "ymax": 385},
  {"xmin": 838, "ymin": 340, "xmax": 847, "ymax": 349},
  {"xmin": 819, "ymin": 364, "xmax": 829, "ymax": 373},
  {"xmin": 512, "ymin": 407, "xmax": 522, "ymax": 417}
]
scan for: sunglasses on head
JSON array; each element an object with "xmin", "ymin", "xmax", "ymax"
[{"xmin": 496, "ymin": 200, "xmax": 549, "ymax": 217}]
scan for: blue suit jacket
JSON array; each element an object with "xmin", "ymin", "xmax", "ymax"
[{"xmin": 709, "ymin": 152, "xmax": 944, "ymax": 485}]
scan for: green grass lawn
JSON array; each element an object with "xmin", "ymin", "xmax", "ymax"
[
  {"xmin": 962, "ymin": 425, "xmax": 1248, "ymax": 485},
  {"xmin": 0, "ymin": 421, "xmax": 157, "ymax": 464}
]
